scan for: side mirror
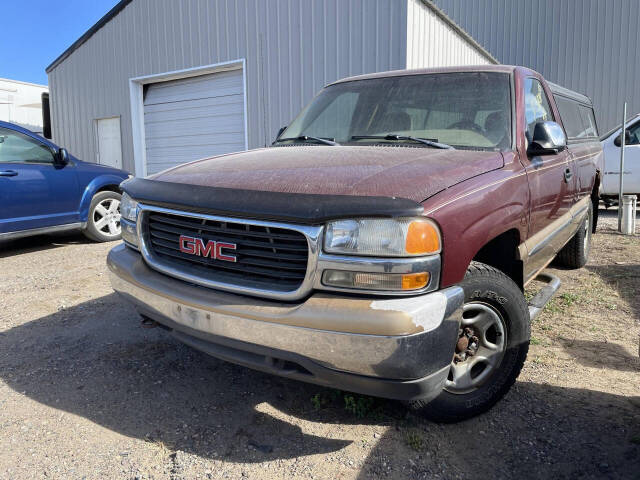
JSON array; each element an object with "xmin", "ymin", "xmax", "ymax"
[
  {"xmin": 55, "ymin": 147, "xmax": 69, "ymax": 166},
  {"xmin": 275, "ymin": 126, "xmax": 287, "ymax": 141},
  {"xmin": 527, "ymin": 121, "xmax": 567, "ymax": 155},
  {"xmin": 613, "ymin": 129, "xmax": 631, "ymax": 147}
]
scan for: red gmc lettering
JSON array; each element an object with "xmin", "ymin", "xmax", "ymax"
[
  {"xmin": 216, "ymin": 242, "xmax": 237, "ymax": 263},
  {"xmin": 179, "ymin": 235, "xmax": 196, "ymax": 254},
  {"xmin": 195, "ymin": 238, "xmax": 216, "ymax": 258},
  {"xmin": 178, "ymin": 235, "xmax": 236, "ymax": 262}
]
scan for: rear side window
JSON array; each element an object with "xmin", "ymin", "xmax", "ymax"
[
  {"xmin": 578, "ymin": 105, "xmax": 598, "ymax": 137},
  {"xmin": 554, "ymin": 96, "xmax": 598, "ymax": 140}
]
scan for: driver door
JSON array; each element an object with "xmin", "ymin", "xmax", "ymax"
[
  {"xmin": 0, "ymin": 126, "xmax": 80, "ymax": 234},
  {"xmin": 521, "ymin": 78, "xmax": 576, "ymax": 279}
]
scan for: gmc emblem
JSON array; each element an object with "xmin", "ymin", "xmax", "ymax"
[{"xmin": 179, "ymin": 235, "xmax": 237, "ymax": 262}]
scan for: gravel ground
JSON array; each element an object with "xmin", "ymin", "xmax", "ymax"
[{"xmin": 0, "ymin": 209, "xmax": 639, "ymax": 479}]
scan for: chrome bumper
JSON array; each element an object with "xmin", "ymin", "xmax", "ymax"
[{"xmin": 108, "ymin": 244, "xmax": 463, "ymax": 399}]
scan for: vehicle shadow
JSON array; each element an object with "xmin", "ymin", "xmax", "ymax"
[
  {"xmin": 0, "ymin": 232, "xmax": 93, "ymax": 257},
  {"xmin": 587, "ymin": 263, "xmax": 640, "ymax": 320},
  {"xmin": 0, "ymin": 293, "xmax": 356, "ymax": 462},
  {"xmin": 1, "ymin": 294, "xmax": 639, "ymax": 478},
  {"xmin": 557, "ymin": 338, "xmax": 640, "ymax": 372}
]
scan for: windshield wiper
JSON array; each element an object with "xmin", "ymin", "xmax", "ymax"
[
  {"xmin": 274, "ymin": 135, "xmax": 339, "ymax": 146},
  {"xmin": 351, "ymin": 134, "xmax": 453, "ymax": 149}
]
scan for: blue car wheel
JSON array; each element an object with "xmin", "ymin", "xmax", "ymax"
[{"xmin": 83, "ymin": 191, "xmax": 122, "ymax": 242}]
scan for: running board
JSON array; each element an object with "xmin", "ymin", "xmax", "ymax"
[{"xmin": 528, "ymin": 272, "xmax": 561, "ymax": 321}]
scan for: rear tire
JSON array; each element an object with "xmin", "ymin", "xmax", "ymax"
[
  {"xmin": 408, "ymin": 262, "xmax": 530, "ymax": 423},
  {"xmin": 83, "ymin": 191, "xmax": 122, "ymax": 242},
  {"xmin": 556, "ymin": 201, "xmax": 592, "ymax": 269}
]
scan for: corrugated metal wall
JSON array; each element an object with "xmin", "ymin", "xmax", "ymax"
[
  {"xmin": 48, "ymin": 0, "xmax": 495, "ymax": 173},
  {"xmin": 48, "ymin": 0, "xmax": 408, "ymax": 172},
  {"xmin": 406, "ymin": 0, "xmax": 495, "ymax": 68},
  {"xmin": 434, "ymin": 0, "xmax": 639, "ymax": 132}
]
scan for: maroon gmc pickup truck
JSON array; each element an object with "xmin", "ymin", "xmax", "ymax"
[{"xmin": 108, "ymin": 65, "xmax": 602, "ymax": 421}]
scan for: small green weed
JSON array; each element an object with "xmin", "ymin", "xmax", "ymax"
[
  {"xmin": 310, "ymin": 389, "xmax": 342, "ymax": 410},
  {"xmin": 311, "ymin": 393, "xmax": 323, "ymax": 410},
  {"xmin": 405, "ymin": 430, "xmax": 424, "ymax": 451},
  {"xmin": 559, "ymin": 292, "xmax": 579, "ymax": 305},
  {"xmin": 344, "ymin": 395, "xmax": 375, "ymax": 418}
]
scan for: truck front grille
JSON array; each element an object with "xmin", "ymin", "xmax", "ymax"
[{"xmin": 143, "ymin": 210, "xmax": 310, "ymax": 292}]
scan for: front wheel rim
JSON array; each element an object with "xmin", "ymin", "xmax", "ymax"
[
  {"xmin": 444, "ymin": 302, "xmax": 507, "ymax": 395},
  {"xmin": 93, "ymin": 198, "xmax": 121, "ymax": 237}
]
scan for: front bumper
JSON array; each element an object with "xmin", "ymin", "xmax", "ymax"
[{"xmin": 108, "ymin": 244, "xmax": 464, "ymax": 401}]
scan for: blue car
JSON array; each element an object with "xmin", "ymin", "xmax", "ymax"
[{"xmin": 0, "ymin": 121, "xmax": 129, "ymax": 242}]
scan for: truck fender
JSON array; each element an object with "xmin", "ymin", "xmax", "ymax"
[{"xmin": 435, "ymin": 201, "xmax": 527, "ymax": 288}]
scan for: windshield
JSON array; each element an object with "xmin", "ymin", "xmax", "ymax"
[{"xmin": 281, "ymin": 72, "xmax": 512, "ymax": 150}]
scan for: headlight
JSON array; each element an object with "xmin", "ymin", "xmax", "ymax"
[
  {"xmin": 324, "ymin": 218, "xmax": 441, "ymax": 256},
  {"xmin": 120, "ymin": 192, "xmax": 139, "ymax": 222}
]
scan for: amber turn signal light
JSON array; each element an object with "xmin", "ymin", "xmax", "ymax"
[
  {"xmin": 405, "ymin": 220, "xmax": 441, "ymax": 255},
  {"xmin": 401, "ymin": 272, "xmax": 430, "ymax": 290},
  {"xmin": 322, "ymin": 270, "xmax": 430, "ymax": 291}
]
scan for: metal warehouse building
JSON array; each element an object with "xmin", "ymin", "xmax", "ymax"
[
  {"xmin": 434, "ymin": 0, "xmax": 639, "ymax": 133},
  {"xmin": 46, "ymin": 0, "xmax": 495, "ymax": 176}
]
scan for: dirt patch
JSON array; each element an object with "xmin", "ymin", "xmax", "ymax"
[{"xmin": 0, "ymin": 210, "xmax": 639, "ymax": 479}]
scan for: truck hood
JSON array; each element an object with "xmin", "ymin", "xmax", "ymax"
[{"xmin": 149, "ymin": 146, "xmax": 504, "ymax": 202}]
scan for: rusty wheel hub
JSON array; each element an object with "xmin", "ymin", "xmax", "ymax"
[
  {"xmin": 454, "ymin": 327, "xmax": 480, "ymax": 363},
  {"xmin": 445, "ymin": 302, "xmax": 507, "ymax": 394}
]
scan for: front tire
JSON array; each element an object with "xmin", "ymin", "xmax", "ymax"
[
  {"xmin": 408, "ymin": 262, "xmax": 530, "ymax": 423},
  {"xmin": 83, "ymin": 191, "xmax": 122, "ymax": 242},
  {"xmin": 556, "ymin": 201, "xmax": 592, "ymax": 269}
]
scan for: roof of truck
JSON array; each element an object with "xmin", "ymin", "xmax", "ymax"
[
  {"xmin": 547, "ymin": 82, "xmax": 593, "ymax": 106},
  {"xmin": 329, "ymin": 65, "xmax": 517, "ymax": 85},
  {"xmin": 329, "ymin": 65, "xmax": 593, "ymax": 106}
]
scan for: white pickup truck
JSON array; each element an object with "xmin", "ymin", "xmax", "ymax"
[{"xmin": 600, "ymin": 113, "xmax": 640, "ymax": 203}]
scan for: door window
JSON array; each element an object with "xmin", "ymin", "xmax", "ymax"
[
  {"xmin": 626, "ymin": 122, "xmax": 640, "ymax": 145},
  {"xmin": 524, "ymin": 78, "xmax": 554, "ymax": 141},
  {"xmin": 0, "ymin": 127, "xmax": 55, "ymax": 164}
]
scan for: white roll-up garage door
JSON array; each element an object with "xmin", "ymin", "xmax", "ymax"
[{"xmin": 143, "ymin": 68, "xmax": 246, "ymax": 175}]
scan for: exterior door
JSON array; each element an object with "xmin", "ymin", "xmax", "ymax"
[
  {"xmin": 0, "ymin": 126, "xmax": 80, "ymax": 233},
  {"xmin": 96, "ymin": 117, "xmax": 123, "ymax": 169},
  {"xmin": 521, "ymin": 78, "xmax": 576, "ymax": 279}
]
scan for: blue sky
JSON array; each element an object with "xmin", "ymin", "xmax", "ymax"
[{"xmin": 1, "ymin": 0, "xmax": 120, "ymax": 85}]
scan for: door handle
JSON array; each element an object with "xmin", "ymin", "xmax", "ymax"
[
  {"xmin": 0, "ymin": 170, "xmax": 18, "ymax": 177},
  {"xmin": 564, "ymin": 168, "xmax": 573, "ymax": 182}
]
